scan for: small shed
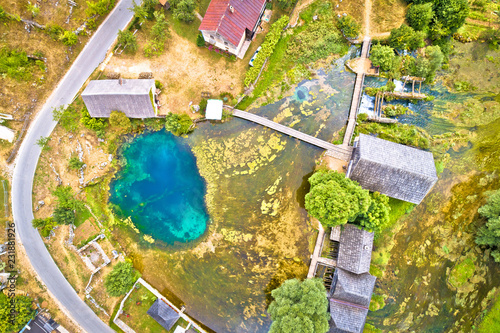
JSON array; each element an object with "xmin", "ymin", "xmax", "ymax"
[
  {"xmin": 147, "ymin": 299, "xmax": 180, "ymax": 331},
  {"xmin": 159, "ymin": 0, "xmax": 170, "ymax": 9},
  {"xmin": 205, "ymin": 99, "xmax": 223, "ymax": 120},
  {"xmin": 81, "ymin": 79, "xmax": 157, "ymax": 118},
  {"xmin": 329, "ymin": 298, "xmax": 369, "ymax": 333},
  {"xmin": 347, "ymin": 134, "xmax": 438, "ymax": 204},
  {"xmin": 337, "ymin": 224, "xmax": 373, "ymax": 275},
  {"xmin": 330, "ymin": 268, "xmax": 376, "ymax": 307}
]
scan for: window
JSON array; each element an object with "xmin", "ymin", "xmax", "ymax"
[
  {"xmin": 210, "ymin": 35, "xmax": 215, "ymax": 39},
  {"xmin": 224, "ymin": 41, "xmax": 228, "ymax": 46}
]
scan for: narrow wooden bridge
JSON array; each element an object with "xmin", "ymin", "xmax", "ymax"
[{"xmin": 231, "ymin": 109, "xmax": 353, "ymax": 161}]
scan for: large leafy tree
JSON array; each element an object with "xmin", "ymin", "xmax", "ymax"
[
  {"xmin": 305, "ymin": 170, "xmax": 371, "ymax": 227},
  {"xmin": 476, "ymin": 190, "xmax": 500, "ymax": 262},
  {"xmin": 165, "ymin": 112, "xmax": 193, "ymax": 136},
  {"xmin": 337, "ymin": 15, "xmax": 360, "ymax": 38},
  {"xmin": 104, "ymin": 262, "xmax": 140, "ymax": 296},
  {"xmin": 0, "ymin": 293, "xmax": 35, "ymax": 333},
  {"xmin": 406, "ymin": 3, "xmax": 434, "ymax": 31},
  {"xmin": 355, "ymin": 192, "xmax": 391, "ymax": 233},
  {"xmin": 413, "ymin": 45, "xmax": 443, "ymax": 81},
  {"xmin": 171, "ymin": 0, "xmax": 195, "ymax": 22},
  {"xmin": 268, "ymin": 279, "xmax": 329, "ymax": 333},
  {"xmin": 432, "ymin": 0, "xmax": 469, "ymax": 34},
  {"xmin": 388, "ymin": 24, "xmax": 425, "ymax": 51},
  {"xmin": 117, "ymin": 30, "xmax": 138, "ymax": 53},
  {"xmin": 369, "ymin": 44, "xmax": 396, "ymax": 71}
]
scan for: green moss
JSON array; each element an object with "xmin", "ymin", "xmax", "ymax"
[
  {"xmin": 449, "ymin": 257, "xmax": 476, "ymax": 289},
  {"xmin": 479, "ymin": 296, "xmax": 500, "ymax": 333},
  {"xmin": 369, "ymin": 293, "xmax": 386, "ymax": 311}
]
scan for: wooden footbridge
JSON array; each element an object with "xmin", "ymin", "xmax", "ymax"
[{"xmin": 231, "ymin": 109, "xmax": 354, "ymax": 161}]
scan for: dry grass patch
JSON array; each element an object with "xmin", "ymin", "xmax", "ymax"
[
  {"xmin": 370, "ymin": 0, "xmax": 406, "ymax": 34},
  {"xmin": 74, "ymin": 218, "xmax": 100, "ymax": 246}
]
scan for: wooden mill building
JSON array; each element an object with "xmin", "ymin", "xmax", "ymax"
[
  {"xmin": 81, "ymin": 79, "xmax": 158, "ymax": 118},
  {"xmin": 347, "ymin": 134, "xmax": 438, "ymax": 204}
]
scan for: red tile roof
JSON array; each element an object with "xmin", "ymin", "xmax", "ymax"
[{"xmin": 199, "ymin": 0, "xmax": 267, "ymax": 46}]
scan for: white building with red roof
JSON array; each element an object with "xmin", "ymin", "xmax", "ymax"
[{"xmin": 199, "ymin": 0, "xmax": 267, "ymax": 58}]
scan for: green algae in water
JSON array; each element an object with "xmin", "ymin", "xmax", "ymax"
[{"xmin": 110, "ymin": 131, "xmax": 208, "ymax": 244}]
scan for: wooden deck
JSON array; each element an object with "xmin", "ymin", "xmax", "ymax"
[{"xmin": 231, "ymin": 109, "xmax": 353, "ymax": 161}]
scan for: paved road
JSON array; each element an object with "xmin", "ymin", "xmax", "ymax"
[{"xmin": 11, "ymin": 1, "xmax": 137, "ymax": 332}]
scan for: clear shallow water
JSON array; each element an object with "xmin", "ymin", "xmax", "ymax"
[{"xmin": 110, "ymin": 131, "xmax": 208, "ymax": 245}]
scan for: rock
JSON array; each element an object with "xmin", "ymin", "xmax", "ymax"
[{"xmin": 108, "ymin": 154, "xmax": 113, "ymax": 162}]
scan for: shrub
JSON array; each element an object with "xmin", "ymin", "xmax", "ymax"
[
  {"xmin": 358, "ymin": 113, "xmax": 369, "ymax": 122},
  {"xmin": 81, "ymin": 106, "xmax": 108, "ymax": 136},
  {"xmin": 52, "ymin": 105, "xmax": 80, "ymax": 131},
  {"xmin": 171, "ymin": 0, "xmax": 195, "ymax": 22},
  {"xmin": 32, "ymin": 217, "xmax": 57, "ymax": 237},
  {"xmin": 155, "ymin": 79, "xmax": 163, "ymax": 89},
  {"xmin": 59, "ymin": 31, "xmax": 78, "ymax": 46},
  {"xmin": 53, "ymin": 206, "xmax": 75, "ymax": 225},
  {"xmin": 475, "ymin": 189, "xmax": 500, "ymax": 262},
  {"xmin": 244, "ymin": 16, "xmax": 289, "ymax": 87},
  {"xmin": 0, "ymin": 47, "xmax": 35, "ymax": 81},
  {"xmin": 36, "ymin": 136, "xmax": 51, "ymax": 151},
  {"xmin": 165, "ymin": 112, "xmax": 193, "ymax": 135},
  {"xmin": 85, "ymin": 0, "xmax": 115, "ymax": 17},
  {"xmin": 109, "ymin": 111, "xmax": 131, "ymax": 132},
  {"xmin": 277, "ymin": 0, "xmax": 294, "ymax": 9},
  {"xmin": 68, "ymin": 156, "xmax": 84, "ymax": 170},
  {"xmin": 0, "ymin": 293, "xmax": 35, "ymax": 332},
  {"xmin": 26, "ymin": 2, "xmax": 39, "ymax": 18},
  {"xmin": 196, "ymin": 34, "xmax": 205, "ymax": 47},
  {"xmin": 388, "ymin": 24, "xmax": 425, "ymax": 51},
  {"xmin": 45, "ymin": 23, "xmax": 64, "ymax": 41},
  {"xmin": 199, "ymin": 98, "xmax": 207, "ymax": 116},
  {"xmin": 104, "ymin": 262, "xmax": 140, "ymax": 296},
  {"xmin": 338, "ymin": 15, "xmax": 360, "ymax": 38}
]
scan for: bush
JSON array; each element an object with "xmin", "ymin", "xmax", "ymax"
[
  {"xmin": 199, "ymin": 98, "xmax": 207, "ymax": 116},
  {"xmin": 104, "ymin": 262, "xmax": 140, "ymax": 296},
  {"xmin": 165, "ymin": 112, "xmax": 193, "ymax": 135},
  {"xmin": 68, "ymin": 156, "xmax": 84, "ymax": 170},
  {"xmin": 109, "ymin": 111, "xmax": 131, "ymax": 132},
  {"xmin": 85, "ymin": 0, "xmax": 115, "ymax": 17},
  {"xmin": 0, "ymin": 47, "xmax": 34, "ymax": 81},
  {"xmin": 338, "ymin": 15, "xmax": 361, "ymax": 38},
  {"xmin": 81, "ymin": 106, "xmax": 108, "ymax": 137},
  {"xmin": 277, "ymin": 0, "xmax": 294, "ymax": 9},
  {"xmin": 32, "ymin": 217, "xmax": 57, "ymax": 237},
  {"xmin": 0, "ymin": 293, "xmax": 35, "ymax": 332},
  {"xmin": 388, "ymin": 24, "xmax": 425, "ymax": 51},
  {"xmin": 358, "ymin": 113, "xmax": 369, "ymax": 122},
  {"xmin": 172, "ymin": 0, "xmax": 195, "ymax": 22},
  {"xmin": 196, "ymin": 34, "xmax": 205, "ymax": 47},
  {"xmin": 155, "ymin": 79, "xmax": 163, "ymax": 89},
  {"xmin": 59, "ymin": 31, "xmax": 78, "ymax": 46},
  {"xmin": 244, "ymin": 16, "xmax": 289, "ymax": 87},
  {"xmin": 45, "ymin": 23, "xmax": 64, "ymax": 40},
  {"xmin": 52, "ymin": 105, "xmax": 80, "ymax": 131},
  {"xmin": 369, "ymin": 44, "xmax": 395, "ymax": 71},
  {"xmin": 475, "ymin": 189, "xmax": 500, "ymax": 262}
]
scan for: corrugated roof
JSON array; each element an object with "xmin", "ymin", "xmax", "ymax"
[
  {"xmin": 348, "ymin": 134, "xmax": 438, "ymax": 204},
  {"xmin": 337, "ymin": 224, "xmax": 373, "ymax": 275},
  {"xmin": 199, "ymin": 0, "xmax": 266, "ymax": 46},
  {"xmin": 81, "ymin": 79, "xmax": 156, "ymax": 118}
]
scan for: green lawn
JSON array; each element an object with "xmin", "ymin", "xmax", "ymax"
[{"xmin": 120, "ymin": 284, "xmax": 189, "ymax": 333}]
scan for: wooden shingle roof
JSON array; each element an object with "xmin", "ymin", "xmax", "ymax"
[
  {"xmin": 347, "ymin": 134, "xmax": 438, "ymax": 204},
  {"xmin": 337, "ymin": 224, "xmax": 373, "ymax": 275},
  {"xmin": 81, "ymin": 79, "xmax": 156, "ymax": 118},
  {"xmin": 329, "ymin": 299, "xmax": 368, "ymax": 333},
  {"xmin": 199, "ymin": 0, "xmax": 266, "ymax": 46},
  {"xmin": 331, "ymin": 268, "xmax": 376, "ymax": 308},
  {"xmin": 147, "ymin": 299, "xmax": 180, "ymax": 331}
]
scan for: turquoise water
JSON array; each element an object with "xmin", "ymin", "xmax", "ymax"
[{"xmin": 110, "ymin": 131, "xmax": 208, "ymax": 245}]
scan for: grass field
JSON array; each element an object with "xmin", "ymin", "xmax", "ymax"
[{"xmin": 479, "ymin": 295, "xmax": 500, "ymax": 333}]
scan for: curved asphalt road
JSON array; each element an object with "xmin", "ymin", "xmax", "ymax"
[{"xmin": 12, "ymin": 1, "xmax": 137, "ymax": 332}]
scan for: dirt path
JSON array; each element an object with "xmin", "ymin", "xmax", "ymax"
[
  {"xmin": 364, "ymin": 0, "xmax": 372, "ymax": 37},
  {"xmin": 290, "ymin": 0, "xmax": 317, "ymax": 26}
]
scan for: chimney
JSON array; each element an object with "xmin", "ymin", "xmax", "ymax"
[
  {"xmin": 229, "ymin": 5, "xmax": 234, "ymax": 13},
  {"xmin": 119, "ymin": 77, "xmax": 123, "ymax": 85}
]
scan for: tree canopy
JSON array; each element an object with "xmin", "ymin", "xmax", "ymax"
[
  {"xmin": 369, "ymin": 44, "xmax": 395, "ymax": 71},
  {"xmin": 414, "ymin": 45, "xmax": 444, "ymax": 81},
  {"xmin": 305, "ymin": 170, "xmax": 371, "ymax": 227},
  {"xmin": 388, "ymin": 24, "xmax": 425, "ymax": 51},
  {"xmin": 406, "ymin": 3, "xmax": 434, "ymax": 31},
  {"xmin": 476, "ymin": 190, "xmax": 500, "ymax": 262},
  {"xmin": 171, "ymin": 0, "xmax": 195, "ymax": 22},
  {"xmin": 0, "ymin": 293, "xmax": 35, "ymax": 333},
  {"xmin": 337, "ymin": 15, "xmax": 361, "ymax": 38},
  {"xmin": 104, "ymin": 262, "xmax": 140, "ymax": 296},
  {"xmin": 355, "ymin": 192, "xmax": 391, "ymax": 233},
  {"xmin": 117, "ymin": 30, "xmax": 138, "ymax": 53},
  {"xmin": 109, "ymin": 110, "xmax": 131, "ymax": 132},
  {"xmin": 268, "ymin": 278, "xmax": 329, "ymax": 333},
  {"xmin": 165, "ymin": 112, "xmax": 193, "ymax": 136}
]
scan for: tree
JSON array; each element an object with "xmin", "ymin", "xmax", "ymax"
[
  {"xmin": 268, "ymin": 278, "xmax": 329, "ymax": 333},
  {"xmin": 165, "ymin": 112, "xmax": 193, "ymax": 136},
  {"xmin": 277, "ymin": 0, "xmax": 294, "ymax": 9},
  {"xmin": 432, "ymin": 0, "xmax": 469, "ymax": 34},
  {"xmin": 305, "ymin": 170, "xmax": 371, "ymax": 227},
  {"xmin": 80, "ymin": 106, "xmax": 108, "ymax": 136},
  {"xmin": 53, "ymin": 206, "xmax": 75, "ymax": 225},
  {"xmin": 0, "ymin": 293, "xmax": 35, "ymax": 332},
  {"xmin": 475, "ymin": 190, "xmax": 500, "ymax": 262},
  {"xmin": 337, "ymin": 15, "xmax": 360, "ymax": 38},
  {"xmin": 104, "ymin": 262, "xmax": 140, "ymax": 296},
  {"xmin": 388, "ymin": 24, "xmax": 425, "ymax": 51},
  {"xmin": 109, "ymin": 110, "xmax": 131, "ymax": 132},
  {"xmin": 117, "ymin": 30, "xmax": 138, "ymax": 53},
  {"xmin": 369, "ymin": 44, "xmax": 395, "ymax": 71},
  {"xmin": 130, "ymin": 0, "xmax": 149, "ymax": 23},
  {"xmin": 412, "ymin": 45, "xmax": 443, "ymax": 81},
  {"xmin": 172, "ymin": 0, "xmax": 195, "ymax": 22},
  {"xmin": 32, "ymin": 217, "xmax": 57, "ymax": 237},
  {"xmin": 59, "ymin": 30, "xmax": 78, "ymax": 46},
  {"xmin": 355, "ymin": 192, "xmax": 391, "ymax": 233},
  {"xmin": 406, "ymin": 3, "xmax": 433, "ymax": 31}
]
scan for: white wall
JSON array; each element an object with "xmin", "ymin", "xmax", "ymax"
[{"xmin": 201, "ymin": 30, "xmax": 241, "ymax": 55}]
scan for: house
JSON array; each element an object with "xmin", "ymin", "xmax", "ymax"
[
  {"xmin": 199, "ymin": 0, "xmax": 267, "ymax": 59},
  {"xmin": 336, "ymin": 224, "xmax": 374, "ymax": 275},
  {"xmin": 347, "ymin": 133, "xmax": 438, "ymax": 204},
  {"xmin": 81, "ymin": 79, "xmax": 158, "ymax": 118},
  {"xmin": 328, "ymin": 224, "xmax": 377, "ymax": 333},
  {"xmin": 147, "ymin": 298, "xmax": 180, "ymax": 331},
  {"xmin": 205, "ymin": 99, "xmax": 223, "ymax": 120}
]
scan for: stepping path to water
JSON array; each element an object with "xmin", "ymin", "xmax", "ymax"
[{"xmin": 231, "ymin": 109, "xmax": 354, "ymax": 161}]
